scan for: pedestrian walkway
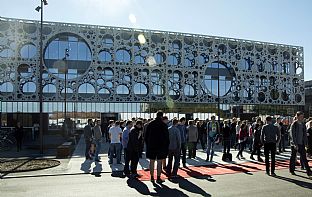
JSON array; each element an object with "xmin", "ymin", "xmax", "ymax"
[{"xmin": 2, "ymin": 135, "xmax": 310, "ymax": 180}]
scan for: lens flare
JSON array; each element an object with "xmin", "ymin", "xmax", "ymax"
[
  {"xmin": 138, "ymin": 34, "xmax": 146, "ymax": 44},
  {"xmin": 129, "ymin": 14, "xmax": 137, "ymax": 24},
  {"xmin": 165, "ymin": 95, "xmax": 175, "ymax": 109},
  {"xmin": 146, "ymin": 56, "xmax": 156, "ymax": 67}
]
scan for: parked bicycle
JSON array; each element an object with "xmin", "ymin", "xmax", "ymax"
[{"xmin": 0, "ymin": 129, "xmax": 16, "ymax": 151}]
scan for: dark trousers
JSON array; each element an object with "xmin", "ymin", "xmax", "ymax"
[
  {"xmin": 128, "ymin": 150, "xmax": 139, "ymax": 174},
  {"xmin": 289, "ymin": 144, "xmax": 311, "ymax": 175},
  {"xmin": 16, "ymin": 138, "xmax": 22, "ymax": 151},
  {"xmin": 124, "ymin": 148, "xmax": 130, "ymax": 174},
  {"xmin": 237, "ymin": 140, "xmax": 246, "ymax": 157},
  {"xmin": 264, "ymin": 143, "xmax": 276, "ymax": 174},
  {"xmin": 167, "ymin": 149, "xmax": 180, "ymax": 176},
  {"xmin": 188, "ymin": 142, "xmax": 196, "ymax": 158},
  {"xmin": 251, "ymin": 142, "xmax": 261, "ymax": 158},
  {"xmin": 85, "ymin": 140, "xmax": 92, "ymax": 158},
  {"xmin": 197, "ymin": 133, "xmax": 206, "ymax": 150},
  {"xmin": 279, "ymin": 135, "xmax": 286, "ymax": 152},
  {"xmin": 180, "ymin": 143, "xmax": 187, "ymax": 165},
  {"xmin": 223, "ymin": 139, "xmax": 231, "ymax": 154}
]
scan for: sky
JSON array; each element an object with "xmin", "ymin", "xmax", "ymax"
[{"xmin": 1, "ymin": 0, "xmax": 312, "ymax": 81}]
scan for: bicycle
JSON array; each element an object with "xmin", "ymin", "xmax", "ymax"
[{"xmin": 0, "ymin": 130, "xmax": 16, "ymax": 151}]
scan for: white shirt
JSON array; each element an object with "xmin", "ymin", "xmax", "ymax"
[{"xmin": 109, "ymin": 125, "xmax": 122, "ymax": 143}]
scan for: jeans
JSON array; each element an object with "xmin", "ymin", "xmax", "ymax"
[
  {"xmin": 264, "ymin": 143, "xmax": 276, "ymax": 174},
  {"xmin": 206, "ymin": 137, "xmax": 216, "ymax": 160},
  {"xmin": 94, "ymin": 140, "xmax": 101, "ymax": 160},
  {"xmin": 85, "ymin": 140, "xmax": 92, "ymax": 158},
  {"xmin": 289, "ymin": 144, "xmax": 311, "ymax": 175},
  {"xmin": 109, "ymin": 143, "xmax": 121, "ymax": 164},
  {"xmin": 167, "ymin": 149, "xmax": 180, "ymax": 176}
]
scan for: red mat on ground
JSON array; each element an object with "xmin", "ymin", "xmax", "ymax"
[{"xmin": 137, "ymin": 160, "xmax": 312, "ymax": 181}]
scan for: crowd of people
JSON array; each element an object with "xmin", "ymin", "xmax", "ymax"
[{"xmin": 84, "ymin": 110, "xmax": 312, "ymax": 182}]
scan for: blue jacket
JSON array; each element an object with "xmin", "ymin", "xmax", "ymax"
[{"xmin": 177, "ymin": 124, "xmax": 187, "ymax": 143}]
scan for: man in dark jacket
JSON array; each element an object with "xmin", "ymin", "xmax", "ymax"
[
  {"xmin": 289, "ymin": 111, "xmax": 312, "ymax": 177},
  {"xmin": 14, "ymin": 121, "xmax": 23, "ymax": 152},
  {"xmin": 261, "ymin": 116, "xmax": 280, "ymax": 176},
  {"xmin": 84, "ymin": 119, "xmax": 93, "ymax": 160},
  {"xmin": 126, "ymin": 120, "xmax": 143, "ymax": 178},
  {"xmin": 145, "ymin": 111, "xmax": 169, "ymax": 183}
]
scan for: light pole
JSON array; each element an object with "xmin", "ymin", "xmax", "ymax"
[
  {"xmin": 36, "ymin": 0, "xmax": 48, "ymax": 154},
  {"xmin": 63, "ymin": 49, "xmax": 69, "ymax": 136},
  {"xmin": 217, "ymin": 49, "xmax": 221, "ymax": 124}
]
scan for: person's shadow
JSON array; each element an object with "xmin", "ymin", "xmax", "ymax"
[
  {"xmin": 91, "ymin": 161, "xmax": 102, "ymax": 177},
  {"xmin": 169, "ymin": 177, "xmax": 212, "ymax": 196},
  {"xmin": 151, "ymin": 181, "xmax": 188, "ymax": 196},
  {"xmin": 272, "ymin": 175, "xmax": 312, "ymax": 189},
  {"xmin": 126, "ymin": 178, "xmax": 150, "ymax": 195},
  {"xmin": 80, "ymin": 160, "xmax": 92, "ymax": 173}
]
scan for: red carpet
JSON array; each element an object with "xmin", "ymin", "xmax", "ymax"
[{"xmin": 137, "ymin": 160, "xmax": 312, "ymax": 181}]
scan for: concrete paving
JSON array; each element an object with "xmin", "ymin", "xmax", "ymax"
[
  {"xmin": 0, "ymin": 135, "xmax": 303, "ymax": 179},
  {"xmin": 1, "ymin": 136, "xmax": 312, "ymax": 196}
]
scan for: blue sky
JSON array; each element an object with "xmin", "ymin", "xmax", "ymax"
[{"xmin": 1, "ymin": 0, "xmax": 311, "ymax": 81}]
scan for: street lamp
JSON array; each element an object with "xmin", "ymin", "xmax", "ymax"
[
  {"xmin": 217, "ymin": 49, "xmax": 221, "ymax": 124},
  {"xmin": 36, "ymin": 0, "xmax": 48, "ymax": 154},
  {"xmin": 63, "ymin": 49, "xmax": 69, "ymax": 136}
]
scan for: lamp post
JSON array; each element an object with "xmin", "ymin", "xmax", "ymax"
[
  {"xmin": 36, "ymin": 0, "xmax": 48, "ymax": 154},
  {"xmin": 63, "ymin": 49, "xmax": 69, "ymax": 136},
  {"xmin": 217, "ymin": 49, "xmax": 221, "ymax": 124}
]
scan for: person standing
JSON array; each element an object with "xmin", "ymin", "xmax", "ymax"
[
  {"xmin": 84, "ymin": 119, "xmax": 93, "ymax": 160},
  {"xmin": 93, "ymin": 120, "xmax": 102, "ymax": 162},
  {"xmin": 126, "ymin": 120, "xmax": 143, "ymax": 178},
  {"xmin": 197, "ymin": 120, "xmax": 206, "ymax": 150},
  {"xmin": 109, "ymin": 121, "xmax": 123, "ymax": 164},
  {"xmin": 250, "ymin": 122, "xmax": 264, "ymax": 162},
  {"xmin": 307, "ymin": 121, "xmax": 312, "ymax": 158},
  {"xmin": 222, "ymin": 120, "xmax": 231, "ymax": 155},
  {"xmin": 145, "ymin": 111, "xmax": 169, "ymax": 183},
  {"xmin": 289, "ymin": 111, "xmax": 312, "ymax": 177},
  {"xmin": 187, "ymin": 120, "xmax": 198, "ymax": 159},
  {"xmin": 274, "ymin": 117, "xmax": 282, "ymax": 154},
  {"xmin": 177, "ymin": 117, "xmax": 187, "ymax": 167},
  {"xmin": 206, "ymin": 116, "xmax": 220, "ymax": 162},
  {"xmin": 166, "ymin": 119, "xmax": 181, "ymax": 178},
  {"xmin": 14, "ymin": 121, "xmax": 23, "ymax": 152},
  {"xmin": 261, "ymin": 116, "xmax": 280, "ymax": 176},
  {"xmin": 122, "ymin": 120, "xmax": 133, "ymax": 175},
  {"xmin": 236, "ymin": 121, "xmax": 248, "ymax": 160}
]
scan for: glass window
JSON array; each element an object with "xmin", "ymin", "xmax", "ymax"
[
  {"xmin": 154, "ymin": 53, "xmax": 165, "ymax": 64},
  {"xmin": 203, "ymin": 62, "xmax": 234, "ymax": 97},
  {"xmin": 20, "ymin": 43, "xmax": 37, "ymax": 59},
  {"xmin": 0, "ymin": 82, "xmax": 14, "ymax": 92},
  {"xmin": 116, "ymin": 85, "xmax": 129, "ymax": 95},
  {"xmin": 116, "ymin": 49, "xmax": 131, "ymax": 63},
  {"xmin": 134, "ymin": 55, "xmax": 144, "ymax": 64},
  {"xmin": 44, "ymin": 33, "xmax": 92, "ymax": 79},
  {"xmin": 22, "ymin": 82, "xmax": 36, "ymax": 93},
  {"xmin": 99, "ymin": 51, "xmax": 112, "ymax": 62},
  {"xmin": 134, "ymin": 83, "xmax": 148, "ymax": 96}
]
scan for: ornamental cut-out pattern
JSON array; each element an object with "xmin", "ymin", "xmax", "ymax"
[{"xmin": 0, "ymin": 17, "xmax": 305, "ymax": 106}]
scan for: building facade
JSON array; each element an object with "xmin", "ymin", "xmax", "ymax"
[{"xmin": 0, "ymin": 17, "xmax": 305, "ymax": 125}]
